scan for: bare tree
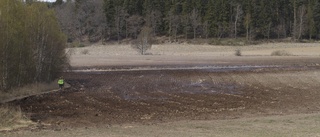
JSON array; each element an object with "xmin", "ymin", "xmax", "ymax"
[
  {"xmin": 146, "ymin": 10, "xmax": 162, "ymax": 36},
  {"xmin": 166, "ymin": 10, "xmax": 173, "ymax": 42},
  {"xmin": 54, "ymin": 2, "xmax": 77, "ymax": 41},
  {"xmin": 114, "ymin": 6, "xmax": 128, "ymax": 43},
  {"xmin": 202, "ymin": 21, "xmax": 209, "ymax": 39},
  {"xmin": 182, "ymin": 14, "xmax": 190, "ymax": 40},
  {"xmin": 127, "ymin": 15, "xmax": 144, "ymax": 39},
  {"xmin": 233, "ymin": 4, "xmax": 243, "ymax": 38},
  {"xmin": 275, "ymin": 19, "xmax": 286, "ymax": 39},
  {"xmin": 190, "ymin": 8, "xmax": 201, "ymax": 39},
  {"xmin": 166, "ymin": 10, "xmax": 181, "ymax": 42},
  {"xmin": 244, "ymin": 13, "xmax": 252, "ymax": 41},
  {"xmin": 88, "ymin": 0, "xmax": 107, "ymax": 43},
  {"xmin": 172, "ymin": 15, "xmax": 180, "ymax": 42},
  {"xmin": 298, "ymin": 5, "xmax": 307, "ymax": 40},
  {"xmin": 131, "ymin": 27, "xmax": 153, "ymax": 55},
  {"xmin": 54, "ymin": 0, "xmax": 106, "ymax": 43},
  {"xmin": 75, "ymin": 0, "xmax": 103, "ymax": 42},
  {"xmin": 292, "ymin": 3, "xmax": 307, "ymax": 40}
]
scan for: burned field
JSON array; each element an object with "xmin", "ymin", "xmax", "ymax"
[{"xmin": 12, "ymin": 65, "xmax": 320, "ymax": 129}]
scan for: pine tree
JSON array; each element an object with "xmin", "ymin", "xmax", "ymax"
[{"xmin": 99, "ymin": 0, "xmax": 320, "ymax": 42}]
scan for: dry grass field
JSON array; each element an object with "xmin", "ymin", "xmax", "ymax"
[
  {"xmin": 69, "ymin": 42, "xmax": 320, "ymax": 67},
  {"xmin": 1, "ymin": 42, "xmax": 320, "ymax": 137}
]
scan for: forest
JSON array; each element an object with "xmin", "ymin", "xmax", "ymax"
[
  {"xmin": 53, "ymin": 0, "xmax": 320, "ymax": 43},
  {"xmin": 1, "ymin": 0, "xmax": 320, "ymax": 90}
]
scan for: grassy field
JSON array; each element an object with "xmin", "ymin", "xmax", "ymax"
[
  {"xmin": 69, "ymin": 42, "xmax": 320, "ymax": 67},
  {"xmin": 0, "ymin": 105, "xmax": 33, "ymax": 132}
]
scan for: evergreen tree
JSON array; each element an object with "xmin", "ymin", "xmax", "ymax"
[{"xmin": 98, "ymin": 0, "xmax": 320, "ymax": 42}]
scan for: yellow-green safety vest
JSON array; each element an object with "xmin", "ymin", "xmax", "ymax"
[{"xmin": 58, "ymin": 79, "xmax": 64, "ymax": 84}]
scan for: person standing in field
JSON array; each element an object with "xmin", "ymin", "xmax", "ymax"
[{"xmin": 58, "ymin": 77, "xmax": 64, "ymax": 90}]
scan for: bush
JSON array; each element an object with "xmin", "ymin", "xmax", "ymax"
[
  {"xmin": 209, "ymin": 38, "xmax": 247, "ymax": 46},
  {"xmin": 81, "ymin": 49, "xmax": 89, "ymax": 55},
  {"xmin": 0, "ymin": 105, "xmax": 22, "ymax": 127},
  {"xmin": 271, "ymin": 50, "xmax": 293, "ymax": 56},
  {"xmin": 0, "ymin": 105, "xmax": 32, "ymax": 130},
  {"xmin": 69, "ymin": 41, "xmax": 86, "ymax": 48},
  {"xmin": 131, "ymin": 27, "xmax": 153, "ymax": 55},
  {"xmin": 235, "ymin": 49, "xmax": 242, "ymax": 56}
]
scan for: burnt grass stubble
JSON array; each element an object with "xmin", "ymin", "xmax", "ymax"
[{"xmin": 10, "ymin": 66, "xmax": 320, "ymax": 130}]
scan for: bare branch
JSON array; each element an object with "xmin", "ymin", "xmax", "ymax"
[{"xmin": 131, "ymin": 27, "xmax": 153, "ymax": 55}]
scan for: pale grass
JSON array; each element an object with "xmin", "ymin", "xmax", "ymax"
[
  {"xmin": 0, "ymin": 81, "xmax": 59, "ymax": 131},
  {"xmin": 80, "ymin": 49, "xmax": 89, "ymax": 55},
  {"xmin": 0, "ymin": 105, "xmax": 33, "ymax": 131},
  {"xmin": 4, "ymin": 113, "xmax": 320, "ymax": 137},
  {"xmin": 69, "ymin": 42, "xmax": 320, "ymax": 57}
]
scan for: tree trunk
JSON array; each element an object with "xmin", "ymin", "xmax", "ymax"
[
  {"xmin": 298, "ymin": 6, "xmax": 305, "ymax": 40},
  {"xmin": 125, "ymin": 21, "xmax": 128, "ymax": 39},
  {"xmin": 234, "ymin": 5, "xmax": 241, "ymax": 39},
  {"xmin": 293, "ymin": 0, "xmax": 297, "ymax": 41},
  {"xmin": 169, "ymin": 16, "xmax": 172, "ymax": 42},
  {"xmin": 2, "ymin": 42, "xmax": 8, "ymax": 90},
  {"xmin": 267, "ymin": 23, "xmax": 271, "ymax": 39},
  {"xmin": 193, "ymin": 28, "xmax": 196, "ymax": 39},
  {"xmin": 2, "ymin": 1, "xmax": 9, "ymax": 90}
]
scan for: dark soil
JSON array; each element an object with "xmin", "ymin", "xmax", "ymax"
[{"xmin": 11, "ymin": 65, "xmax": 320, "ymax": 130}]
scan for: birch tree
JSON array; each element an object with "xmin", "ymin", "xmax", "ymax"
[
  {"xmin": 190, "ymin": 8, "xmax": 201, "ymax": 39},
  {"xmin": 131, "ymin": 26, "xmax": 153, "ymax": 55},
  {"xmin": 0, "ymin": 0, "xmax": 67, "ymax": 91}
]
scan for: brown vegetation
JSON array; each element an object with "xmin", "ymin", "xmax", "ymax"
[
  {"xmin": 0, "ymin": 105, "xmax": 32, "ymax": 131},
  {"xmin": 271, "ymin": 50, "xmax": 293, "ymax": 56}
]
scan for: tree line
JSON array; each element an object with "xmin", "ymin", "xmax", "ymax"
[
  {"xmin": 53, "ymin": 0, "xmax": 320, "ymax": 43},
  {"xmin": 0, "ymin": 0, "xmax": 68, "ymax": 91}
]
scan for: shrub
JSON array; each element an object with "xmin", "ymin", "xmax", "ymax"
[
  {"xmin": 271, "ymin": 50, "xmax": 293, "ymax": 56},
  {"xmin": 0, "ymin": 105, "xmax": 22, "ymax": 127},
  {"xmin": 209, "ymin": 38, "xmax": 247, "ymax": 46},
  {"xmin": 0, "ymin": 105, "xmax": 32, "ymax": 130},
  {"xmin": 81, "ymin": 49, "xmax": 89, "ymax": 55},
  {"xmin": 131, "ymin": 27, "xmax": 153, "ymax": 55},
  {"xmin": 235, "ymin": 49, "xmax": 242, "ymax": 56},
  {"xmin": 69, "ymin": 41, "xmax": 86, "ymax": 48}
]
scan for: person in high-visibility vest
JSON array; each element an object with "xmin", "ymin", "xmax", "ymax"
[{"xmin": 58, "ymin": 77, "xmax": 64, "ymax": 90}]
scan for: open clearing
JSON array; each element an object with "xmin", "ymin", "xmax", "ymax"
[{"xmin": 2, "ymin": 43, "xmax": 320, "ymax": 137}]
